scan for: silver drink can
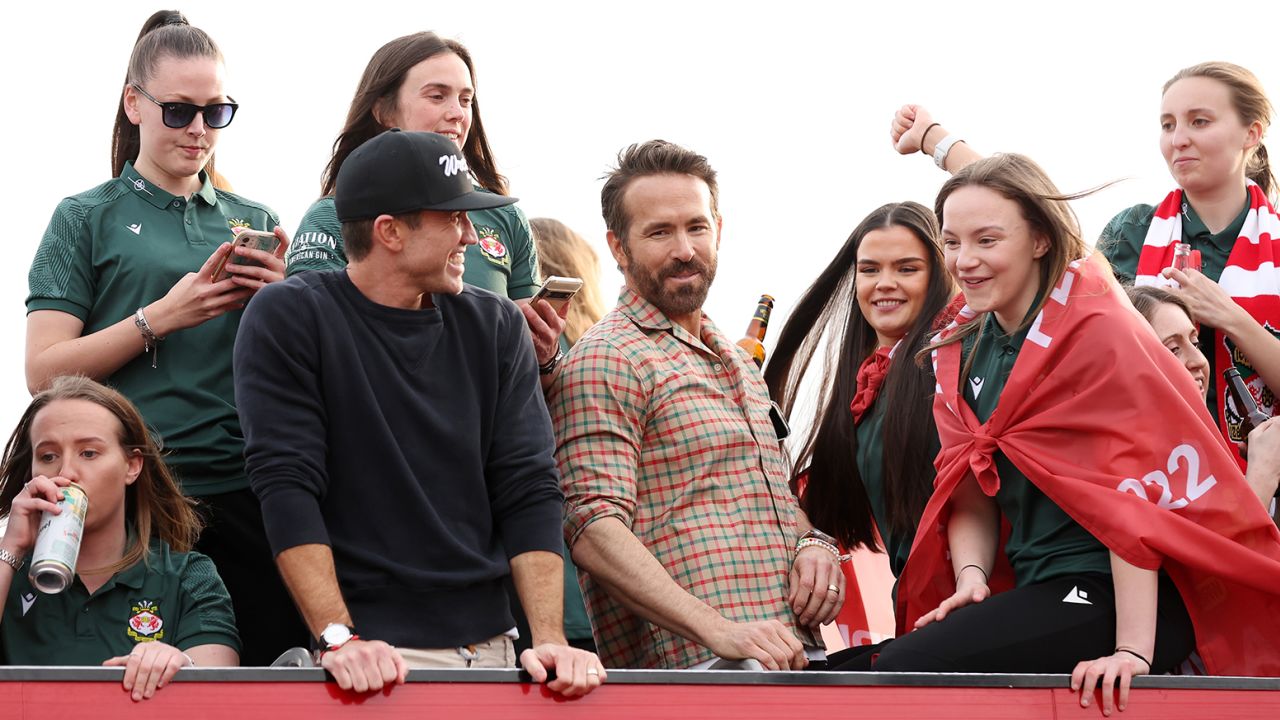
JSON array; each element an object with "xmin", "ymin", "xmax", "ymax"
[{"xmin": 29, "ymin": 483, "xmax": 89, "ymax": 594}]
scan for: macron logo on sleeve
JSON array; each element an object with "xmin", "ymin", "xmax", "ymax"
[
  {"xmin": 127, "ymin": 223, "xmax": 142, "ymax": 235},
  {"xmin": 439, "ymin": 154, "xmax": 469, "ymax": 177},
  {"xmin": 21, "ymin": 592, "xmax": 35, "ymax": 616}
]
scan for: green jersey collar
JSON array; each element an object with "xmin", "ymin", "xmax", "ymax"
[{"xmin": 118, "ymin": 161, "xmax": 217, "ymax": 210}]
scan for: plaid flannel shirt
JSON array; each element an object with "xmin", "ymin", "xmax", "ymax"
[{"xmin": 550, "ymin": 287, "xmax": 812, "ymax": 668}]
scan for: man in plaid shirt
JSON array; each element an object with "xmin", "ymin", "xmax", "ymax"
[{"xmin": 549, "ymin": 140, "xmax": 845, "ymax": 670}]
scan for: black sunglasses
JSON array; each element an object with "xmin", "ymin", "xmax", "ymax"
[{"xmin": 132, "ymin": 84, "xmax": 238, "ymax": 129}]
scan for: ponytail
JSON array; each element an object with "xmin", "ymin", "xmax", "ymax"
[
  {"xmin": 110, "ymin": 11, "xmax": 228, "ymax": 188},
  {"xmin": 1248, "ymin": 142, "xmax": 1275, "ymax": 201}
]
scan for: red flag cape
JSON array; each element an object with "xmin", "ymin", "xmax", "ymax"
[{"xmin": 896, "ymin": 255, "xmax": 1280, "ymax": 676}]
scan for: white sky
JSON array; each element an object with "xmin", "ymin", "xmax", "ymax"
[{"xmin": 0, "ymin": 0, "xmax": 1274, "ymax": 439}]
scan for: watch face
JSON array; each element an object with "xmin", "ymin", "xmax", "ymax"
[{"xmin": 321, "ymin": 624, "xmax": 353, "ymax": 647}]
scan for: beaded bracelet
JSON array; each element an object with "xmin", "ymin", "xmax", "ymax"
[{"xmin": 795, "ymin": 537, "xmax": 852, "ymax": 563}]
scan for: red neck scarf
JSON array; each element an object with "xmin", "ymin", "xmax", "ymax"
[
  {"xmin": 1134, "ymin": 184, "xmax": 1280, "ymax": 460},
  {"xmin": 850, "ymin": 347, "xmax": 892, "ymax": 425},
  {"xmin": 898, "ymin": 255, "xmax": 1280, "ymax": 676}
]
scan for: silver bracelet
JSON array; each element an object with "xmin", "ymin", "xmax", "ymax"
[
  {"xmin": 134, "ymin": 307, "xmax": 163, "ymax": 369},
  {"xmin": 0, "ymin": 547, "xmax": 24, "ymax": 573}
]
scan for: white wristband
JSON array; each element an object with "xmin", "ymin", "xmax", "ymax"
[{"xmin": 932, "ymin": 134, "xmax": 963, "ymax": 169}]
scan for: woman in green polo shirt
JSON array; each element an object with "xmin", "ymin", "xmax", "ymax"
[
  {"xmin": 766, "ymin": 202, "xmax": 951, "ymax": 580},
  {"xmin": 0, "ymin": 376, "xmax": 239, "ymax": 701},
  {"xmin": 287, "ymin": 32, "xmax": 568, "ymax": 385},
  {"xmin": 765, "ymin": 202, "xmax": 954, "ymax": 667},
  {"xmin": 1100, "ymin": 62, "xmax": 1279, "ymax": 453},
  {"xmin": 876, "ymin": 155, "xmax": 1208, "ymax": 711},
  {"xmin": 23, "ymin": 11, "xmax": 304, "ymax": 665}
]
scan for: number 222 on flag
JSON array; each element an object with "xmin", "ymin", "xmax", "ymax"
[{"xmin": 1116, "ymin": 444, "xmax": 1217, "ymax": 510}]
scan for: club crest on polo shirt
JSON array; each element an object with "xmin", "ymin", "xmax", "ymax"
[
  {"xmin": 439, "ymin": 153, "xmax": 469, "ymax": 177},
  {"xmin": 128, "ymin": 176, "xmax": 154, "ymax": 196},
  {"xmin": 477, "ymin": 226, "xmax": 510, "ymax": 266},
  {"xmin": 226, "ymin": 218, "xmax": 253, "ymax": 232},
  {"xmin": 127, "ymin": 600, "xmax": 165, "ymax": 642}
]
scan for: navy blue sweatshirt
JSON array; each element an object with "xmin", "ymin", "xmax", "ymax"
[{"xmin": 234, "ymin": 270, "xmax": 563, "ymax": 648}]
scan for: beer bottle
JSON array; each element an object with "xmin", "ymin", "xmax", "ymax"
[{"xmin": 737, "ymin": 294, "xmax": 775, "ymax": 368}]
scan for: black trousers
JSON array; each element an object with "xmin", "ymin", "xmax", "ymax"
[
  {"xmin": 833, "ymin": 573, "xmax": 1194, "ymax": 673},
  {"xmin": 195, "ymin": 488, "xmax": 310, "ymax": 666}
]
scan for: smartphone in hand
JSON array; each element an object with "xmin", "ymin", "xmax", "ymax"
[
  {"xmin": 531, "ymin": 276, "xmax": 584, "ymax": 314},
  {"xmin": 212, "ymin": 229, "xmax": 281, "ymax": 282}
]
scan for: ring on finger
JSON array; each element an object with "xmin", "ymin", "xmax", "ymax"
[
  {"xmin": 586, "ymin": 667, "xmax": 600, "ymax": 676},
  {"xmin": 827, "ymin": 584, "xmax": 839, "ymax": 595}
]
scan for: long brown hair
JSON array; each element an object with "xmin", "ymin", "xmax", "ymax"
[
  {"xmin": 530, "ymin": 218, "xmax": 606, "ymax": 345},
  {"xmin": 110, "ymin": 10, "xmax": 230, "ymax": 188},
  {"xmin": 927, "ymin": 154, "xmax": 1097, "ymax": 357},
  {"xmin": 765, "ymin": 202, "xmax": 952, "ymax": 548},
  {"xmin": 320, "ymin": 32, "xmax": 507, "ymax": 197},
  {"xmin": 1165, "ymin": 62, "xmax": 1275, "ymax": 200},
  {"xmin": 0, "ymin": 376, "xmax": 201, "ymax": 574}
]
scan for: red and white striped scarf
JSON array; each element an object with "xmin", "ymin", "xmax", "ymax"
[{"xmin": 1133, "ymin": 184, "xmax": 1280, "ymax": 454}]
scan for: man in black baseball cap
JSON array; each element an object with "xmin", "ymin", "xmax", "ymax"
[
  {"xmin": 335, "ymin": 129, "xmax": 517, "ymax": 220},
  {"xmin": 234, "ymin": 130, "xmax": 604, "ymax": 696}
]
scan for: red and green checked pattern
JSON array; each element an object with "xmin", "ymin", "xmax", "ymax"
[{"xmin": 550, "ymin": 288, "xmax": 813, "ymax": 669}]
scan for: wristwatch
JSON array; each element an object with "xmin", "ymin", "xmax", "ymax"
[
  {"xmin": 319, "ymin": 623, "xmax": 357, "ymax": 652},
  {"xmin": 538, "ymin": 347, "xmax": 565, "ymax": 375},
  {"xmin": 799, "ymin": 528, "xmax": 839, "ymax": 546}
]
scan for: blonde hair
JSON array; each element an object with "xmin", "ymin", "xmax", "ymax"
[{"xmin": 531, "ymin": 218, "xmax": 606, "ymax": 345}]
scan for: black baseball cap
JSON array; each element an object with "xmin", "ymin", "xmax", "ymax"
[{"xmin": 335, "ymin": 129, "xmax": 518, "ymax": 221}]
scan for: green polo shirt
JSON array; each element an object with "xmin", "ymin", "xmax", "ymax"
[
  {"xmin": 855, "ymin": 395, "xmax": 916, "ymax": 577},
  {"xmin": 963, "ymin": 315, "xmax": 1110, "ymax": 587},
  {"xmin": 286, "ymin": 195, "xmax": 541, "ymax": 299},
  {"xmin": 26, "ymin": 163, "xmax": 280, "ymax": 497},
  {"xmin": 1, "ymin": 541, "xmax": 240, "ymax": 665},
  {"xmin": 1100, "ymin": 199, "xmax": 1250, "ymax": 425}
]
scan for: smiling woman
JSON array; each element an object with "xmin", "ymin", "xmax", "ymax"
[
  {"xmin": 285, "ymin": 31, "xmax": 569, "ymax": 377},
  {"xmin": 884, "ymin": 154, "xmax": 1280, "ymax": 715},
  {"xmin": 1126, "ymin": 285, "xmax": 1209, "ymax": 400},
  {"xmin": 764, "ymin": 202, "xmax": 953, "ymax": 668}
]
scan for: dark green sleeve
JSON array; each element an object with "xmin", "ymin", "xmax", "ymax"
[
  {"xmin": 1097, "ymin": 204, "xmax": 1154, "ymax": 285},
  {"xmin": 286, "ymin": 198, "xmax": 348, "ymax": 276},
  {"xmin": 503, "ymin": 204, "xmax": 540, "ymax": 300},
  {"xmin": 174, "ymin": 551, "xmax": 241, "ymax": 653},
  {"xmin": 27, "ymin": 197, "xmax": 97, "ymax": 319}
]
